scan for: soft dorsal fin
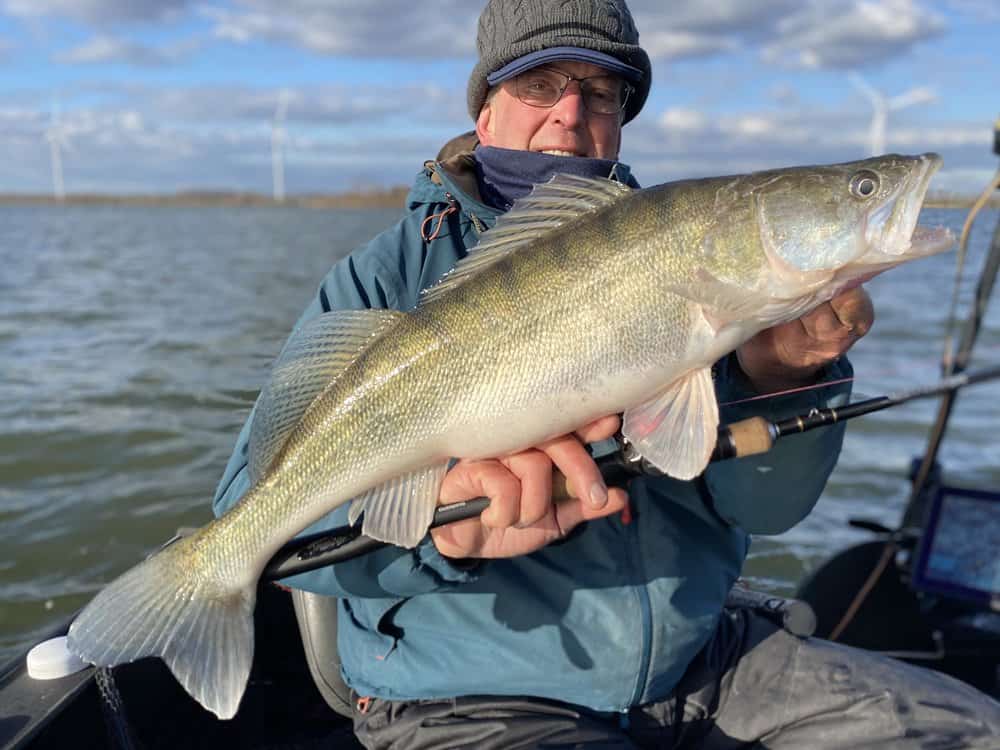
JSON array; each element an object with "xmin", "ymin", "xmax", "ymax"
[
  {"xmin": 247, "ymin": 309, "xmax": 403, "ymax": 484},
  {"xmin": 420, "ymin": 174, "xmax": 631, "ymax": 305}
]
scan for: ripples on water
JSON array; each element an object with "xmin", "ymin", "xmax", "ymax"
[
  {"xmin": 0, "ymin": 204, "xmax": 402, "ymax": 660},
  {"xmin": 0, "ymin": 204, "xmax": 998, "ymax": 662}
]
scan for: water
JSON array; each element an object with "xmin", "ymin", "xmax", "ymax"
[{"xmin": 0, "ymin": 204, "xmax": 998, "ymax": 664}]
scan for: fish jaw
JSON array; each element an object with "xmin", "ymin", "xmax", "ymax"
[
  {"xmin": 836, "ymin": 153, "xmax": 955, "ymax": 289},
  {"xmin": 862, "ymin": 152, "xmax": 948, "ymax": 258}
]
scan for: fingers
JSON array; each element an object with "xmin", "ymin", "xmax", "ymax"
[
  {"xmin": 432, "ymin": 419, "xmax": 631, "ymax": 560},
  {"xmin": 574, "ymin": 414, "xmax": 621, "ymax": 444},
  {"xmin": 537, "ymin": 432, "xmax": 611, "ymax": 510},
  {"xmin": 555, "ymin": 485, "xmax": 629, "ymax": 532},
  {"xmin": 797, "ymin": 290, "xmax": 873, "ymax": 362},
  {"xmin": 499, "ymin": 451, "xmax": 552, "ymax": 527},
  {"xmin": 438, "ymin": 458, "xmax": 522, "ymax": 527},
  {"xmin": 829, "ymin": 286, "xmax": 874, "ymax": 337}
]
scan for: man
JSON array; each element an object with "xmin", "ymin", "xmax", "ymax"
[{"xmin": 215, "ymin": 1, "xmax": 1000, "ymax": 747}]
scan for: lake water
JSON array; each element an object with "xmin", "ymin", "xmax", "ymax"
[{"xmin": 1, "ymin": 203, "xmax": 998, "ymax": 665}]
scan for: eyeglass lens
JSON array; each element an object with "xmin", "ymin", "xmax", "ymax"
[{"xmin": 514, "ymin": 68, "xmax": 630, "ymax": 115}]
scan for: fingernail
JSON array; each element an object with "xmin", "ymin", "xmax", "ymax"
[{"xmin": 589, "ymin": 481, "xmax": 608, "ymax": 509}]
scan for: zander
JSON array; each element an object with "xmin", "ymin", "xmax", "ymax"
[{"xmin": 67, "ymin": 153, "xmax": 953, "ymax": 719}]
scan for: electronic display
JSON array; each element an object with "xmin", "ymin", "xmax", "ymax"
[{"xmin": 911, "ymin": 486, "xmax": 1000, "ymax": 609}]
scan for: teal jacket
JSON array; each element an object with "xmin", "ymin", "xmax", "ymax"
[{"xmin": 213, "ymin": 153, "xmax": 851, "ymax": 712}]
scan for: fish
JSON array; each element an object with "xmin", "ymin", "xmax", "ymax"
[{"xmin": 66, "ymin": 153, "xmax": 954, "ymax": 719}]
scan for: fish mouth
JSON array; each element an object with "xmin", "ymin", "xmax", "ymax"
[
  {"xmin": 832, "ymin": 153, "xmax": 953, "ymax": 292},
  {"xmin": 861, "ymin": 152, "xmax": 954, "ymax": 263}
]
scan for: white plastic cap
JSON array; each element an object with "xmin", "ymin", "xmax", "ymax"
[{"xmin": 26, "ymin": 636, "xmax": 90, "ymax": 680}]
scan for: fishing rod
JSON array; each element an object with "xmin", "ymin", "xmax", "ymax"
[
  {"xmin": 263, "ymin": 362, "xmax": 1000, "ymax": 582},
  {"xmin": 906, "ymin": 133, "xmax": 1000, "ymax": 522}
]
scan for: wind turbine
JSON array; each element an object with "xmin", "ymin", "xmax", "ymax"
[
  {"xmin": 849, "ymin": 73, "xmax": 935, "ymax": 157},
  {"xmin": 45, "ymin": 98, "xmax": 69, "ymax": 201},
  {"xmin": 271, "ymin": 89, "xmax": 291, "ymax": 203}
]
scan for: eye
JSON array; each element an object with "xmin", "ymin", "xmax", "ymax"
[{"xmin": 850, "ymin": 170, "xmax": 880, "ymax": 199}]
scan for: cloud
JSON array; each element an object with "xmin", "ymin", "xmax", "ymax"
[
  {"xmin": 631, "ymin": 0, "xmax": 800, "ymax": 35},
  {"xmin": 1, "ymin": 87, "xmax": 988, "ymax": 196},
  {"xmin": 202, "ymin": 0, "xmax": 477, "ymax": 57},
  {"xmin": 631, "ymin": 0, "xmax": 945, "ymax": 68},
  {"xmin": 640, "ymin": 31, "xmax": 737, "ymax": 60},
  {"xmin": 3, "ymin": 0, "xmax": 190, "ymax": 25},
  {"xmin": 0, "ymin": 106, "xmax": 41, "ymax": 144},
  {"xmin": 0, "ymin": 0, "xmax": 982, "ymax": 195},
  {"xmin": 0, "ymin": 97, "xmax": 458, "ymax": 194},
  {"xmin": 10, "ymin": 0, "xmax": 946, "ymax": 72},
  {"xmin": 624, "ymin": 98, "xmax": 986, "ymax": 191},
  {"xmin": 762, "ymin": 0, "xmax": 946, "ymax": 69},
  {"xmin": 55, "ymin": 35, "xmax": 198, "ymax": 66},
  {"xmin": 136, "ymin": 82, "xmax": 462, "ymax": 126},
  {"xmin": 0, "ymin": 0, "xmax": 952, "ymax": 72},
  {"xmin": 658, "ymin": 107, "xmax": 709, "ymax": 133}
]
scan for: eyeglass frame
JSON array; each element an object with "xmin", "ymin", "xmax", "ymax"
[{"xmin": 507, "ymin": 66, "xmax": 634, "ymax": 116}]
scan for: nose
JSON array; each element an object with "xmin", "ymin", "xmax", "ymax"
[{"xmin": 550, "ymin": 81, "xmax": 586, "ymax": 127}]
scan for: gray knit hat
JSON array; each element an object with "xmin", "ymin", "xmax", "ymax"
[{"xmin": 468, "ymin": 0, "xmax": 651, "ymax": 125}]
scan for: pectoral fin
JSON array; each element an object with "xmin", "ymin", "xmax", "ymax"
[
  {"xmin": 623, "ymin": 367, "xmax": 719, "ymax": 480},
  {"xmin": 348, "ymin": 462, "xmax": 451, "ymax": 548}
]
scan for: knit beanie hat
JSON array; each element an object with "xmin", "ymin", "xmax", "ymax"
[{"xmin": 467, "ymin": 0, "xmax": 651, "ymax": 125}]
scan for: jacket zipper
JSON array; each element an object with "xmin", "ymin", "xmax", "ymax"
[
  {"xmin": 626, "ymin": 505, "xmax": 653, "ymax": 708},
  {"xmin": 468, "ymin": 211, "xmax": 486, "ymax": 235}
]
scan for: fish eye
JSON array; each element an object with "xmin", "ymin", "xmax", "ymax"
[{"xmin": 849, "ymin": 171, "xmax": 880, "ymax": 199}]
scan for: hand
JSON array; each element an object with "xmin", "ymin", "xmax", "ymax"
[
  {"xmin": 736, "ymin": 286, "xmax": 874, "ymax": 394},
  {"xmin": 431, "ymin": 415, "xmax": 629, "ymax": 560}
]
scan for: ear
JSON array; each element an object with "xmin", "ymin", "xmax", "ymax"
[{"xmin": 475, "ymin": 100, "xmax": 495, "ymax": 146}]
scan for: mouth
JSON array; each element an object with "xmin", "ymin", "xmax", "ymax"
[
  {"xmin": 539, "ymin": 149, "xmax": 584, "ymax": 157},
  {"xmin": 909, "ymin": 224, "xmax": 955, "ymax": 257},
  {"xmin": 832, "ymin": 153, "xmax": 954, "ymax": 291},
  {"xmin": 867, "ymin": 152, "xmax": 954, "ymax": 260}
]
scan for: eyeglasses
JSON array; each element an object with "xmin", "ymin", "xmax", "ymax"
[{"xmin": 511, "ymin": 67, "xmax": 632, "ymax": 116}]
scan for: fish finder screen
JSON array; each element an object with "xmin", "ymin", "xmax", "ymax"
[{"xmin": 912, "ymin": 486, "xmax": 1000, "ymax": 608}]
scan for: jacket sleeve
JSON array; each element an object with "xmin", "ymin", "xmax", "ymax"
[
  {"xmin": 700, "ymin": 353, "xmax": 854, "ymax": 535},
  {"xmin": 212, "ymin": 207, "xmax": 482, "ymax": 598}
]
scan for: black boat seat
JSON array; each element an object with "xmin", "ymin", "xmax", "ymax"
[
  {"xmin": 291, "ymin": 589, "xmax": 354, "ymax": 718},
  {"xmin": 290, "ymin": 582, "xmax": 816, "ymax": 720}
]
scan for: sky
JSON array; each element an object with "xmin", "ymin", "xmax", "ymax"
[{"xmin": 0, "ymin": 0, "xmax": 997, "ymax": 196}]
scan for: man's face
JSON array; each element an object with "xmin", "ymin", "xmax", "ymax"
[{"xmin": 475, "ymin": 60, "xmax": 625, "ymax": 160}]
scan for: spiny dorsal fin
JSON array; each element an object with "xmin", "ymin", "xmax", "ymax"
[
  {"xmin": 248, "ymin": 309, "xmax": 403, "ymax": 484},
  {"xmin": 420, "ymin": 174, "xmax": 631, "ymax": 305}
]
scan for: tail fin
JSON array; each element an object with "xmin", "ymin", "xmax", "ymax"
[{"xmin": 67, "ymin": 534, "xmax": 255, "ymax": 719}]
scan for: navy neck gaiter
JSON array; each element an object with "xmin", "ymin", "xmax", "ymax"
[{"xmin": 473, "ymin": 146, "xmax": 635, "ymax": 211}]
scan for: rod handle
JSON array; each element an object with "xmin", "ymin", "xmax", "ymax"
[{"xmin": 712, "ymin": 416, "xmax": 776, "ymax": 460}]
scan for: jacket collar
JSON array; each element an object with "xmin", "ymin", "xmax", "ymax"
[{"xmin": 409, "ymin": 145, "xmax": 638, "ymax": 219}]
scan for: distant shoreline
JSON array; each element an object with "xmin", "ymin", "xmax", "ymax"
[
  {"xmin": 0, "ymin": 188, "xmax": 997, "ymax": 210},
  {"xmin": 0, "ymin": 187, "xmax": 411, "ymax": 209},
  {"xmin": 924, "ymin": 193, "xmax": 1000, "ymax": 210}
]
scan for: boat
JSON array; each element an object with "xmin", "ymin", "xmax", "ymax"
[
  {"xmin": 1, "ymin": 582, "xmax": 361, "ymax": 749},
  {"xmin": 4, "ymin": 134, "xmax": 1000, "ymax": 749}
]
